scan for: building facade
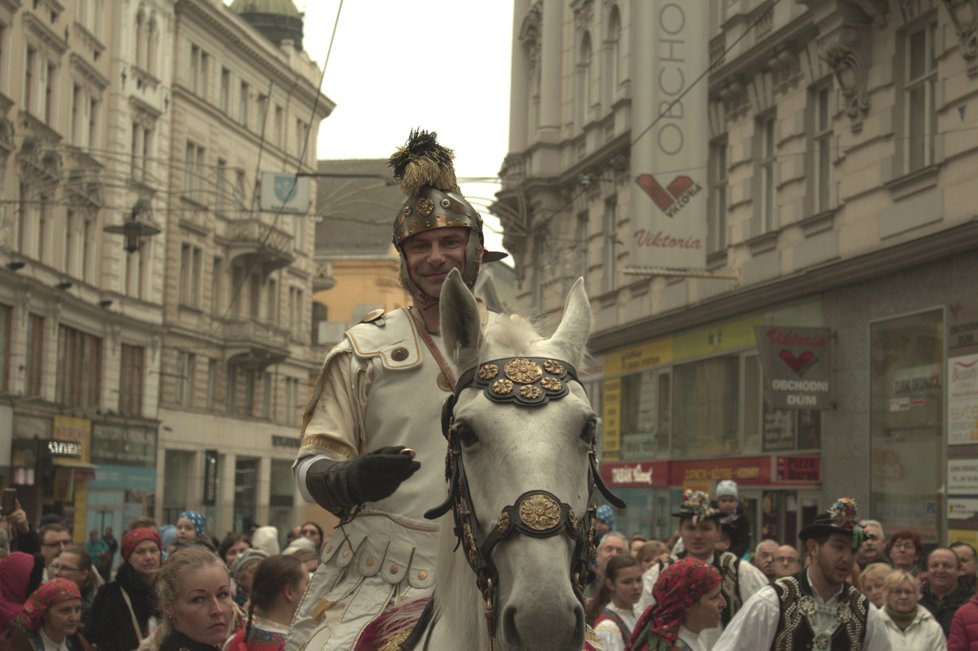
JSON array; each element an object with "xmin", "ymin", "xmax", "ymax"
[
  {"xmin": 497, "ymin": 0, "xmax": 978, "ymax": 546},
  {"xmin": 155, "ymin": 0, "xmax": 332, "ymax": 541}
]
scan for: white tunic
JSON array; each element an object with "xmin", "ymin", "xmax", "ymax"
[
  {"xmin": 713, "ymin": 571, "xmax": 892, "ymax": 651},
  {"xmin": 594, "ymin": 602, "xmax": 640, "ymax": 651}
]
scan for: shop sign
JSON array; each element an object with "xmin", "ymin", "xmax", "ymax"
[
  {"xmin": 949, "ymin": 299, "xmax": 978, "ymax": 354},
  {"xmin": 754, "ymin": 326, "xmax": 833, "ymax": 410},
  {"xmin": 628, "ymin": 1, "xmax": 709, "ymax": 269},
  {"xmin": 605, "ymin": 339, "xmax": 673, "ymax": 377},
  {"xmin": 272, "ymin": 434, "xmax": 301, "ymax": 449},
  {"xmin": 89, "ymin": 464, "xmax": 156, "ymax": 491},
  {"xmin": 949, "ymin": 497, "xmax": 978, "ymax": 520},
  {"xmin": 669, "ymin": 456, "xmax": 770, "ymax": 486},
  {"xmin": 91, "ymin": 424, "xmax": 156, "ymax": 467},
  {"xmin": 47, "ymin": 440, "xmax": 82, "ymax": 458},
  {"xmin": 602, "ymin": 379, "xmax": 622, "ymax": 457},
  {"xmin": 949, "ymin": 353, "xmax": 978, "ymax": 445},
  {"xmin": 53, "ymin": 416, "xmax": 91, "ymax": 462},
  {"xmin": 949, "ymin": 459, "xmax": 978, "ymax": 493},
  {"xmin": 774, "ymin": 455, "xmax": 821, "ymax": 484},
  {"xmin": 599, "ymin": 461, "xmax": 669, "ymax": 488},
  {"xmin": 203, "ymin": 449, "xmax": 218, "ymax": 507}
]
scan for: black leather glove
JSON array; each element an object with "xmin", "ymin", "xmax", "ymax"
[{"xmin": 305, "ymin": 446, "xmax": 421, "ymax": 515}]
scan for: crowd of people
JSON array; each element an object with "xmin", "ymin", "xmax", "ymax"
[
  {"xmin": 584, "ymin": 482, "xmax": 978, "ymax": 651},
  {"xmin": 0, "ymin": 504, "xmax": 328, "ymax": 651}
]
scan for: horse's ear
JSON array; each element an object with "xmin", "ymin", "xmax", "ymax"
[
  {"xmin": 439, "ymin": 268, "xmax": 482, "ymax": 370},
  {"xmin": 548, "ymin": 277, "xmax": 591, "ymax": 367}
]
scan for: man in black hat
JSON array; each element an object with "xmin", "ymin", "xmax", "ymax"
[
  {"xmin": 714, "ymin": 497, "xmax": 890, "ymax": 650},
  {"xmin": 637, "ymin": 490, "xmax": 769, "ymax": 649}
]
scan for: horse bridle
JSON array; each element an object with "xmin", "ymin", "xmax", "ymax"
[{"xmin": 421, "ymin": 356, "xmax": 625, "ymax": 646}]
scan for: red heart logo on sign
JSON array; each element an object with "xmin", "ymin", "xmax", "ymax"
[{"xmin": 780, "ymin": 350, "xmax": 816, "ymax": 375}]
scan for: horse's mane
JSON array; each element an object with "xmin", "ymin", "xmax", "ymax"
[{"xmin": 483, "ymin": 313, "xmax": 546, "ymax": 357}]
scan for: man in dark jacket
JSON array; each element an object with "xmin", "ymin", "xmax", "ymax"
[{"xmin": 920, "ymin": 546, "xmax": 976, "ymax": 636}]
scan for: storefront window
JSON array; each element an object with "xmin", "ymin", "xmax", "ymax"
[
  {"xmin": 620, "ymin": 370, "xmax": 667, "ymax": 458},
  {"xmin": 163, "ymin": 449, "xmax": 194, "ymax": 524},
  {"xmin": 233, "ymin": 458, "xmax": 258, "ymax": 533},
  {"xmin": 268, "ymin": 459, "xmax": 295, "ymax": 541},
  {"xmin": 672, "ymin": 356, "xmax": 739, "ymax": 457},
  {"xmin": 870, "ymin": 310, "xmax": 943, "ymax": 543}
]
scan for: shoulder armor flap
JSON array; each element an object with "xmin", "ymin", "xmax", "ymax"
[{"xmin": 345, "ymin": 308, "xmax": 422, "ymax": 370}]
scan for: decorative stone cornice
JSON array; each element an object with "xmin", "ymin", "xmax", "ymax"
[
  {"xmin": 943, "ymin": 0, "xmax": 978, "ymax": 77},
  {"xmin": 571, "ymin": 0, "xmax": 594, "ymax": 32},
  {"xmin": 769, "ymin": 43, "xmax": 804, "ymax": 94},
  {"xmin": 69, "ymin": 53, "xmax": 109, "ymax": 90}
]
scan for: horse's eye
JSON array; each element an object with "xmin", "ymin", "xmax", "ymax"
[
  {"xmin": 580, "ymin": 419, "xmax": 596, "ymax": 444},
  {"xmin": 456, "ymin": 424, "xmax": 479, "ymax": 448}
]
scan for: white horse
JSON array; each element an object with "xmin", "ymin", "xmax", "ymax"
[{"xmin": 380, "ymin": 269, "xmax": 622, "ymax": 651}]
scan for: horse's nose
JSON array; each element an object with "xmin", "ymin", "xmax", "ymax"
[{"xmin": 500, "ymin": 598, "xmax": 584, "ymax": 650}]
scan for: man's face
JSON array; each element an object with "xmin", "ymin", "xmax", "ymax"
[
  {"xmin": 402, "ymin": 227, "xmax": 470, "ymax": 298},
  {"xmin": 856, "ymin": 524, "xmax": 885, "ymax": 565},
  {"xmin": 753, "ymin": 541, "xmax": 779, "ymax": 578},
  {"xmin": 809, "ymin": 534, "xmax": 855, "ymax": 588},
  {"xmin": 41, "ymin": 529, "xmax": 73, "ymax": 566},
  {"xmin": 773, "ymin": 545, "xmax": 801, "ymax": 578},
  {"xmin": 596, "ymin": 535, "xmax": 628, "ymax": 572},
  {"xmin": 953, "ymin": 545, "xmax": 977, "ymax": 579},
  {"xmin": 928, "ymin": 549, "xmax": 960, "ymax": 595},
  {"xmin": 680, "ymin": 519, "xmax": 720, "ymax": 560}
]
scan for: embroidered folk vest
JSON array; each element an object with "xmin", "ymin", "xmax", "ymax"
[{"xmin": 771, "ymin": 572, "xmax": 868, "ymax": 651}]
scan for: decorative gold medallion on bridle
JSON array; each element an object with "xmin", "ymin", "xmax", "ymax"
[
  {"xmin": 491, "ymin": 378, "xmax": 514, "ymax": 395},
  {"xmin": 519, "ymin": 385, "xmax": 542, "ymax": 400},
  {"xmin": 541, "ymin": 376, "xmax": 562, "ymax": 392},
  {"xmin": 478, "ymin": 363, "xmax": 499, "ymax": 381},
  {"xmin": 518, "ymin": 494, "xmax": 561, "ymax": 531},
  {"xmin": 544, "ymin": 359, "xmax": 566, "ymax": 375},
  {"xmin": 505, "ymin": 358, "xmax": 543, "ymax": 384}
]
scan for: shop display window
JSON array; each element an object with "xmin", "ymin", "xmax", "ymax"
[{"xmin": 672, "ymin": 355, "xmax": 739, "ymax": 457}]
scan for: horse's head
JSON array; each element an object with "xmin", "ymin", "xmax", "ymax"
[{"xmin": 430, "ymin": 269, "xmax": 603, "ymax": 651}]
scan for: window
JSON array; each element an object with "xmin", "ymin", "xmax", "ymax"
[
  {"xmin": 17, "ymin": 182, "xmax": 30, "ymax": 256},
  {"xmin": 70, "ymin": 84, "xmax": 82, "ymax": 145},
  {"xmin": 239, "ymin": 81, "xmax": 249, "ymax": 127},
  {"xmin": 174, "ymin": 350, "xmax": 197, "ymax": 407},
  {"xmin": 26, "ymin": 314, "xmax": 43, "ymax": 396},
  {"xmin": 606, "ymin": 7, "xmax": 622, "ymax": 96},
  {"xmin": 235, "ymin": 169, "xmax": 247, "ymax": 217},
  {"xmin": 905, "ymin": 21, "xmax": 937, "ymax": 173},
  {"xmin": 295, "ymin": 119, "xmax": 308, "ymax": 157},
  {"xmin": 0, "ymin": 304, "xmax": 10, "ymax": 391},
  {"xmin": 215, "ymin": 159, "xmax": 227, "ymax": 214},
  {"xmin": 756, "ymin": 114, "xmax": 777, "ymax": 233},
  {"xmin": 146, "ymin": 19, "xmax": 158, "ymax": 75},
  {"xmin": 65, "ymin": 210, "xmax": 76, "ymax": 276},
  {"xmin": 577, "ymin": 32, "xmax": 593, "ymax": 127},
  {"xmin": 88, "ymin": 97, "xmax": 99, "ymax": 150},
  {"xmin": 189, "ymin": 44, "xmax": 209, "ymax": 97},
  {"xmin": 179, "ymin": 243, "xmax": 203, "ymax": 307},
  {"xmin": 183, "ymin": 141, "xmax": 205, "ymax": 197},
  {"xmin": 284, "ymin": 376, "xmax": 300, "ymax": 425},
  {"xmin": 119, "ymin": 344, "xmax": 144, "ymax": 415},
  {"xmin": 811, "ymin": 85, "xmax": 833, "ymax": 213},
  {"xmin": 274, "ymin": 105, "xmax": 283, "ymax": 146},
  {"xmin": 231, "ymin": 265, "xmax": 244, "ymax": 318},
  {"xmin": 24, "ymin": 47, "xmax": 36, "ymax": 114},
  {"xmin": 211, "ymin": 257, "xmax": 223, "ymax": 315},
  {"xmin": 257, "ymin": 94, "xmax": 267, "ymax": 134},
  {"xmin": 620, "ymin": 370, "xmax": 670, "ymax": 457},
  {"xmin": 56, "ymin": 325, "xmax": 102, "ymax": 408},
  {"xmin": 601, "ymin": 197, "xmax": 618, "ymax": 293},
  {"xmin": 135, "ymin": 11, "xmax": 145, "ymax": 67},
  {"xmin": 672, "ymin": 356, "xmax": 740, "ymax": 457},
  {"xmin": 708, "ymin": 139, "xmax": 728, "ymax": 252},
  {"xmin": 226, "ymin": 365, "xmax": 238, "ymax": 414},
  {"xmin": 219, "ymin": 67, "xmax": 230, "ymax": 113},
  {"xmin": 44, "ymin": 62, "xmax": 56, "ymax": 125},
  {"xmin": 38, "ymin": 195, "xmax": 50, "ymax": 264},
  {"xmin": 82, "ymin": 219, "xmax": 94, "ymax": 283},
  {"xmin": 131, "ymin": 123, "xmax": 153, "ymax": 181},
  {"xmin": 289, "ymin": 287, "xmax": 304, "ymax": 335},
  {"xmin": 292, "ymin": 215, "xmax": 304, "ymax": 252},
  {"xmin": 267, "ymin": 278, "xmax": 277, "ymax": 323},
  {"xmin": 261, "ymin": 372, "xmax": 271, "ymax": 418},
  {"xmin": 249, "ymin": 273, "xmax": 261, "ymax": 319},
  {"xmin": 206, "ymin": 358, "xmax": 218, "ymax": 409}
]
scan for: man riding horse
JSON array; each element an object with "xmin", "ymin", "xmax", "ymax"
[{"xmin": 286, "ymin": 130, "xmax": 507, "ymax": 651}]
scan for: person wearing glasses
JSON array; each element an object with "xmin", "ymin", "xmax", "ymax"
[
  {"xmin": 51, "ymin": 547, "xmax": 101, "ymax": 630},
  {"xmin": 771, "ymin": 545, "xmax": 801, "ymax": 579},
  {"xmin": 888, "ymin": 531, "xmax": 924, "ymax": 576},
  {"xmin": 37, "ymin": 525, "xmax": 73, "ymax": 581}
]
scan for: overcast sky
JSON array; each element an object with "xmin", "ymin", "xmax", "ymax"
[{"xmin": 296, "ymin": 1, "xmax": 516, "ymax": 253}]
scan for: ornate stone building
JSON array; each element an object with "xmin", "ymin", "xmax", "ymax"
[{"xmin": 497, "ymin": 0, "xmax": 978, "ymax": 544}]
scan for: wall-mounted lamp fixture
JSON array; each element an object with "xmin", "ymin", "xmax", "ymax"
[{"xmin": 104, "ymin": 199, "xmax": 161, "ymax": 253}]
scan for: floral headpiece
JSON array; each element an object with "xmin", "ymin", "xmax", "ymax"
[
  {"xmin": 672, "ymin": 489, "xmax": 719, "ymax": 524},
  {"xmin": 828, "ymin": 497, "xmax": 859, "ymax": 530}
]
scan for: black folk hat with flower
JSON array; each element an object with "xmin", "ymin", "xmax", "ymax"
[
  {"xmin": 672, "ymin": 489, "xmax": 722, "ymax": 523},
  {"xmin": 799, "ymin": 497, "xmax": 865, "ymax": 546}
]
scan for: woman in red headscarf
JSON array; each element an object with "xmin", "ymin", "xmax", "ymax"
[
  {"xmin": 84, "ymin": 528, "xmax": 162, "ymax": 651},
  {"xmin": 0, "ymin": 577, "xmax": 91, "ymax": 651},
  {"xmin": 628, "ymin": 557, "xmax": 726, "ymax": 651}
]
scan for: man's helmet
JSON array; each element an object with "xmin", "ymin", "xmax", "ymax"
[{"xmin": 388, "ymin": 130, "xmax": 506, "ymax": 302}]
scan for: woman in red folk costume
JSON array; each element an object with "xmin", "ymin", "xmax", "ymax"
[
  {"xmin": 628, "ymin": 557, "xmax": 726, "ymax": 651},
  {"xmin": 1, "ymin": 578, "xmax": 90, "ymax": 651}
]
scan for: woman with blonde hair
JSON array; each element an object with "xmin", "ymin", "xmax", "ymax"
[
  {"xmin": 878, "ymin": 570, "xmax": 946, "ymax": 651},
  {"xmin": 156, "ymin": 546, "xmax": 234, "ymax": 651},
  {"xmin": 859, "ymin": 561, "xmax": 893, "ymax": 609}
]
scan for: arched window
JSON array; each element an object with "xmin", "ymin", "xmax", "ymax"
[
  {"xmin": 577, "ymin": 32, "xmax": 593, "ymax": 128},
  {"xmin": 147, "ymin": 17, "xmax": 158, "ymax": 75},
  {"xmin": 134, "ymin": 8, "xmax": 146, "ymax": 68}
]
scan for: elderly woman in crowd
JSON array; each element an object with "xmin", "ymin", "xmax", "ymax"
[
  {"xmin": 85, "ymin": 528, "xmax": 162, "ymax": 651},
  {"xmin": 51, "ymin": 547, "xmax": 100, "ymax": 629},
  {"xmin": 860, "ymin": 561, "xmax": 893, "ymax": 609},
  {"xmin": 888, "ymin": 530, "xmax": 924, "ymax": 575},
  {"xmin": 226, "ymin": 555, "xmax": 308, "ymax": 651},
  {"xmin": 155, "ymin": 546, "xmax": 233, "ymax": 651},
  {"xmin": 627, "ymin": 556, "xmax": 725, "ymax": 651},
  {"xmin": 0, "ymin": 578, "xmax": 89, "ymax": 651},
  {"xmin": 878, "ymin": 570, "xmax": 946, "ymax": 650}
]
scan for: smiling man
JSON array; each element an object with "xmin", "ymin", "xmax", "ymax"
[
  {"xmin": 920, "ymin": 546, "xmax": 974, "ymax": 637},
  {"xmin": 714, "ymin": 497, "xmax": 890, "ymax": 651},
  {"xmin": 287, "ymin": 130, "xmax": 508, "ymax": 651}
]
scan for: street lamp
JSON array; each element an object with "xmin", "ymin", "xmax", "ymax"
[{"xmin": 104, "ymin": 199, "xmax": 160, "ymax": 253}]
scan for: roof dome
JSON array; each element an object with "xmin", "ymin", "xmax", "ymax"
[{"xmin": 230, "ymin": 0, "xmax": 303, "ymax": 50}]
